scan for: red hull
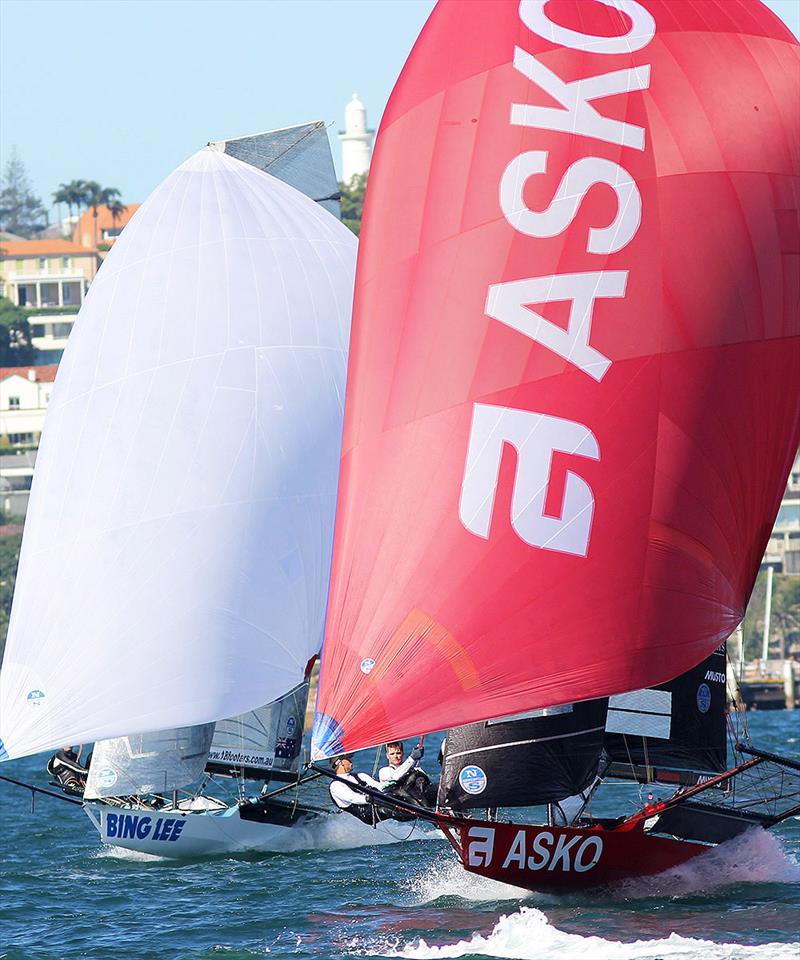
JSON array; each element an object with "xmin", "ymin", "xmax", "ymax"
[{"xmin": 438, "ymin": 815, "xmax": 708, "ymax": 892}]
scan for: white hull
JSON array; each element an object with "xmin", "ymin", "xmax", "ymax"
[{"xmin": 83, "ymin": 803, "xmax": 421, "ymax": 858}]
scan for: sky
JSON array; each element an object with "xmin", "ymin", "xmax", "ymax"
[{"xmin": 0, "ymin": 0, "xmax": 797, "ymax": 219}]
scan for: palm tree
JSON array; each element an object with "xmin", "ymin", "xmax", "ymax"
[
  {"xmin": 55, "ymin": 180, "xmax": 89, "ymax": 240},
  {"xmin": 52, "ymin": 183, "xmax": 71, "ymax": 234},
  {"xmin": 106, "ymin": 199, "xmax": 128, "ymax": 234},
  {"xmin": 70, "ymin": 179, "xmax": 89, "ymax": 213},
  {"xmin": 83, "ymin": 183, "xmax": 121, "ymax": 248}
]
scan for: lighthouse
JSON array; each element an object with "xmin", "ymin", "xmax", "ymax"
[{"xmin": 338, "ymin": 93, "xmax": 373, "ymax": 183}]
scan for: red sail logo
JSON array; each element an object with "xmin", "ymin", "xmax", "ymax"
[{"xmin": 459, "ymin": 0, "xmax": 656, "ymax": 558}]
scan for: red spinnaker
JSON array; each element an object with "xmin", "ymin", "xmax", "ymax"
[{"xmin": 312, "ymin": 0, "xmax": 800, "ymax": 758}]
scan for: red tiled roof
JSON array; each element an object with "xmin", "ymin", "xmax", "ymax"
[
  {"xmin": 0, "ymin": 364, "xmax": 58, "ymax": 383},
  {"xmin": 0, "ymin": 239, "xmax": 96, "ymax": 257},
  {"xmin": 72, "ymin": 203, "xmax": 140, "ymax": 244}
]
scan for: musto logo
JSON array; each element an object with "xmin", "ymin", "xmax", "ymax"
[
  {"xmin": 105, "ymin": 812, "xmax": 186, "ymax": 843},
  {"xmin": 466, "ymin": 826, "xmax": 603, "ymax": 873}
]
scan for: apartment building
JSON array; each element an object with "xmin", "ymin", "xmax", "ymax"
[
  {"xmin": 0, "ymin": 239, "xmax": 98, "ymax": 310},
  {"xmin": 0, "ymin": 364, "xmax": 57, "ymax": 447},
  {"xmin": 765, "ymin": 452, "xmax": 800, "ymax": 574}
]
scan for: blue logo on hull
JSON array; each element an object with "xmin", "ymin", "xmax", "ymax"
[{"xmin": 459, "ymin": 765, "xmax": 488, "ymax": 795}]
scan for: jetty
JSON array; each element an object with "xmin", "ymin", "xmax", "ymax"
[{"xmin": 729, "ymin": 659, "xmax": 800, "ymax": 711}]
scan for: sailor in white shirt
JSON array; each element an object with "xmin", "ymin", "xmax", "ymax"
[
  {"xmin": 379, "ymin": 741, "xmax": 422, "ymax": 785},
  {"xmin": 329, "ymin": 755, "xmax": 388, "ymax": 824},
  {"xmin": 378, "ymin": 741, "xmax": 437, "ymax": 807}
]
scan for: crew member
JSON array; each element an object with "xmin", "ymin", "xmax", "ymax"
[
  {"xmin": 379, "ymin": 741, "xmax": 438, "ymax": 807},
  {"xmin": 47, "ymin": 744, "xmax": 87, "ymax": 794},
  {"xmin": 328, "ymin": 755, "xmax": 413, "ymax": 824}
]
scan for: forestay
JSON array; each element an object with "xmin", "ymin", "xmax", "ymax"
[
  {"xmin": 0, "ymin": 148, "xmax": 356, "ymax": 761},
  {"xmin": 312, "ymin": 0, "xmax": 800, "ymax": 759}
]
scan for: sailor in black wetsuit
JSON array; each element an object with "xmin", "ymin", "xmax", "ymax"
[
  {"xmin": 47, "ymin": 744, "xmax": 87, "ymax": 794},
  {"xmin": 328, "ymin": 755, "xmax": 414, "ymax": 824}
]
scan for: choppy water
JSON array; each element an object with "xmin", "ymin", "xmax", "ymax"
[{"xmin": 1, "ymin": 713, "xmax": 798, "ymax": 960}]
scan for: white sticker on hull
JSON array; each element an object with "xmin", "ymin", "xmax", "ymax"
[
  {"xmin": 104, "ymin": 811, "xmax": 186, "ymax": 843},
  {"xmin": 467, "ymin": 825, "xmax": 603, "ymax": 873}
]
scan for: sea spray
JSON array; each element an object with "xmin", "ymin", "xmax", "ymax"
[
  {"xmin": 406, "ymin": 851, "xmax": 534, "ymax": 904},
  {"xmin": 364, "ymin": 906, "xmax": 800, "ymax": 960},
  {"xmin": 610, "ymin": 828, "xmax": 800, "ymax": 900}
]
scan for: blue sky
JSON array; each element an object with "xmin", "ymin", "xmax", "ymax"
[{"xmin": 0, "ymin": 0, "xmax": 797, "ymax": 217}]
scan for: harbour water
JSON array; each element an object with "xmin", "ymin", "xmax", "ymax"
[{"xmin": 1, "ymin": 712, "xmax": 798, "ymax": 960}]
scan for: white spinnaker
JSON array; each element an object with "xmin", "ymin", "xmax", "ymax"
[{"xmin": 0, "ymin": 148, "xmax": 355, "ymax": 761}]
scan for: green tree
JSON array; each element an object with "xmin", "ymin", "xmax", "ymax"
[
  {"xmin": 52, "ymin": 179, "xmax": 88, "ymax": 235},
  {"xmin": 0, "ymin": 528, "xmax": 23, "ymax": 660},
  {"xmin": 0, "ymin": 149, "xmax": 47, "ymax": 238},
  {"xmin": 0, "ymin": 295, "xmax": 36, "ymax": 364},
  {"xmin": 106, "ymin": 199, "xmax": 128, "ymax": 231},
  {"xmin": 773, "ymin": 575, "xmax": 800, "ymax": 655},
  {"xmin": 743, "ymin": 570, "xmax": 800, "ymax": 659},
  {"xmin": 339, "ymin": 172, "xmax": 367, "ymax": 236},
  {"xmin": 52, "ymin": 183, "xmax": 69, "ymax": 231},
  {"xmin": 82, "ymin": 182, "xmax": 122, "ymax": 248}
]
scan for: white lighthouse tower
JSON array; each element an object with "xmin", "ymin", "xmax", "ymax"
[{"xmin": 338, "ymin": 93, "xmax": 373, "ymax": 183}]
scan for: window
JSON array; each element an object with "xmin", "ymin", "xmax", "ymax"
[
  {"xmin": 62, "ymin": 256, "xmax": 71, "ymax": 269},
  {"xmin": 8, "ymin": 396, "xmax": 20, "ymax": 409},
  {"xmin": 63, "ymin": 281, "xmax": 81, "ymax": 304},
  {"xmin": 8, "ymin": 433, "xmax": 34, "ymax": 445},
  {"xmin": 31, "ymin": 324, "xmax": 45, "ymax": 337},
  {"xmin": 53, "ymin": 322, "xmax": 72, "ymax": 338},
  {"xmin": 38, "ymin": 257, "xmax": 47, "ymax": 272},
  {"xmin": 40, "ymin": 283, "xmax": 58, "ymax": 306},
  {"xmin": 775, "ymin": 503, "xmax": 800, "ymax": 530}
]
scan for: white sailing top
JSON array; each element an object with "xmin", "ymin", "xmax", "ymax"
[
  {"xmin": 330, "ymin": 772, "xmax": 382, "ymax": 809},
  {"xmin": 378, "ymin": 756, "xmax": 418, "ymax": 784}
]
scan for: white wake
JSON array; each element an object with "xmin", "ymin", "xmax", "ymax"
[{"xmin": 359, "ymin": 907, "xmax": 800, "ymax": 960}]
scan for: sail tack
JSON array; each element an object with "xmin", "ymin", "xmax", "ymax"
[
  {"xmin": 0, "ymin": 149, "xmax": 356, "ymax": 762},
  {"xmin": 312, "ymin": 0, "xmax": 800, "ymax": 758}
]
